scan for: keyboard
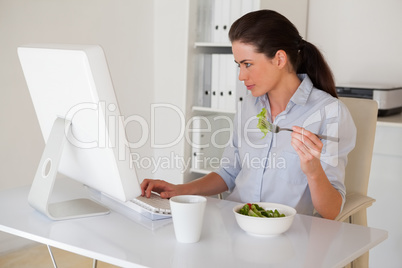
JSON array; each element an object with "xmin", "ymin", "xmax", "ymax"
[
  {"xmin": 129, "ymin": 193, "xmax": 171, "ymax": 216},
  {"xmin": 88, "ymin": 187, "xmax": 171, "ymax": 221}
]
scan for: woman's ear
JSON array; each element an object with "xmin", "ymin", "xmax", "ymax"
[{"xmin": 275, "ymin": 50, "xmax": 288, "ymax": 69}]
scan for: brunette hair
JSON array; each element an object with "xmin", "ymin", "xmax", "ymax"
[{"xmin": 229, "ymin": 10, "xmax": 337, "ymax": 98}]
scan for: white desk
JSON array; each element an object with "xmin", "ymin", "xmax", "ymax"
[{"xmin": 0, "ymin": 178, "xmax": 387, "ymax": 268}]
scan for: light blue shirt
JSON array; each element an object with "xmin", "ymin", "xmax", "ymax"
[{"xmin": 216, "ymin": 74, "xmax": 356, "ymax": 215}]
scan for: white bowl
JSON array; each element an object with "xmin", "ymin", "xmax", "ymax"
[{"xmin": 233, "ymin": 202, "xmax": 296, "ymax": 236}]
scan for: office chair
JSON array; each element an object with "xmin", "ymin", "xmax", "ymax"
[{"xmin": 335, "ymin": 97, "xmax": 378, "ymax": 267}]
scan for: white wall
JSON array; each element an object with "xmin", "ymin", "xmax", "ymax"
[
  {"xmin": 260, "ymin": 0, "xmax": 309, "ymax": 38},
  {"xmin": 151, "ymin": 0, "xmax": 190, "ymax": 182},
  {"xmin": 307, "ymin": 0, "xmax": 402, "ymax": 87}
]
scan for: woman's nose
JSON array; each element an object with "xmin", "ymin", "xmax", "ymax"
[{"xmin": 238, "ymin": 68, "xmax": 246, "ymax": 81}]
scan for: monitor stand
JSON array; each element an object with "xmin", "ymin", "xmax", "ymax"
[{"xmin": 28, "ymin": 117, "xmax": 110, "ymax": 220}]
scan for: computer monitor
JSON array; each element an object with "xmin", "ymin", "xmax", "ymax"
[{"xmin": 18, "ymin": 44, "xmax": 142, "ymax": 220}]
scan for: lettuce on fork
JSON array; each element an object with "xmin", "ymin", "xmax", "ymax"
[{"xmin": 256, "ymin": 108, "xmax": 272, "ymax": 139}]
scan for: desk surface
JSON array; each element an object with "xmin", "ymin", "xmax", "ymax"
[{"xmin": 0, "ymin": 178, "xmax": 387, "ymax": 268}]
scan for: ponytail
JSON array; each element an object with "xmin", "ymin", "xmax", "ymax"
[
  {"xmin": 297, "ymin": 40, "xmax": 337, "ymax": 98},
  {"xmin": 229, "ymin": 10, "xmax": 338, "ymax": 98}
]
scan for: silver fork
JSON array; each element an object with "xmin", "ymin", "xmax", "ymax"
[{"xmin": 263, "ymin": 121, "xmax": 339, "ymax": 142}]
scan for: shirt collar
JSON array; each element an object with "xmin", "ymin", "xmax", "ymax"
[{"xmin": 290, "ymin": 74, "xmax": 314, "ymax": 106}]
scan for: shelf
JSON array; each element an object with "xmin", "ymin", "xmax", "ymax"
[
  {"xmin": 193, "ymin": 43, "xmax": 232, "ymax": 54},
  {"xmin": 192, "ymin": 106, "xmax": 236, "ymax": 115},
  {"xmin": 194, "ymin": 42, "xmax": 231, "ymax": 48}
]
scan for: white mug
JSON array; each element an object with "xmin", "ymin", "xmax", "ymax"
[{"xmin": 169, "ymin": 195, "xmax": 207, "ymax": 243}]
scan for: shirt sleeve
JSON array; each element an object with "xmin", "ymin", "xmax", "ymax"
[
  {"xmin": 215, "ymin": 110, "xmax": 242, "ymax": 192},
  {"xmin": 320, "ymin": 99, "xmax": 357, "ymax": 208}
]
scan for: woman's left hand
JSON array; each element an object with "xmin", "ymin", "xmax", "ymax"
[{"xmin": 290, "ymin": 126, "xmax": 323, "ymax": 176}]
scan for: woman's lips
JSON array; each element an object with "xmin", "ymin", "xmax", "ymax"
[{"xmin": 246, "ymin": 84, "xmax": 255, "ymax": 90}]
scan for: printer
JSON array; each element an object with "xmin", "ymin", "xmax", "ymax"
[{"xmin": 336, "ymin": 85, "xmax": 402, "ymax": 116}]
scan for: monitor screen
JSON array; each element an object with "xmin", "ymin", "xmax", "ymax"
[{"xmin": 18, "ymin": 44, "xmax": 141, "ymax": 220}]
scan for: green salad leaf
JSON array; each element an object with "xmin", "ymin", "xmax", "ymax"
[
  {"xmin": 238, "ymin": 203, "xmax": 286, "ymax": 218},
  {"xmin": 256, "ymin": 108, "xmax": 272, "ymax": 139}
]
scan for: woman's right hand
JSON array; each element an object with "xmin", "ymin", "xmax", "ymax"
[
  {"xmin": 140, "ymin": 179, "xmax": 181, "ymax": 199},
  {"xmin": 141, "ymin": 173, "xmax": 228, "ymax": 200}
]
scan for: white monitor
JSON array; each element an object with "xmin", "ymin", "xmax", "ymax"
[{"xmin": 18, "ymin": 44, "xmax": 141, "ymax": 220}]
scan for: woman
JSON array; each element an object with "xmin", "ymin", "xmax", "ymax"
[{"xmin": 141, "ymin": 10, "xmax": 356, "ymax": 220}]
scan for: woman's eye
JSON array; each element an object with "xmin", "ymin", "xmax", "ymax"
[{"xmin": 236, "ymin": 62, "xmax": 251, "ymax": 68}]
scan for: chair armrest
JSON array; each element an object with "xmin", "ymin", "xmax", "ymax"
[{"xmin": 335, "ymin": 192, "xmax": 375, "ymax": 222}]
